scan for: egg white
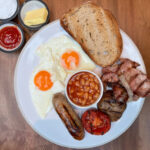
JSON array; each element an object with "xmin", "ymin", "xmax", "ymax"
[
  {"xmin": 37, "ymin": 35, "xmax": 96, "ymax": 81},
  {"xmin": 29, "ymin": 63, "xmax": 64, "ymax": 118},
  {"xmin": 30, "ymin": 35, "xmax": 96, "ymax": 118}
]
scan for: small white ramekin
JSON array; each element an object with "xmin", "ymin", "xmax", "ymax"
[
  {"xmin": 0, "ymin": 22, "xmax": 25, "ymax": 53},
  {"xmin": 18, "ymin": 0, "xmax": 50, "ymax": 31},
  {"xmin": 65, "ymin": 70, "xmax": 103, "ymax": 109}
]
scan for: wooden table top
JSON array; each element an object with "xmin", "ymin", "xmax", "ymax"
[{"xmin": 0, "ymin": 0, "xmax": 150, "ymax": 149}]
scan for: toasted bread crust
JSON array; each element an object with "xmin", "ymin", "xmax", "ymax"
[{"xmin": 60, "ymin": 2, "xmax": 122, "ymax": 67}]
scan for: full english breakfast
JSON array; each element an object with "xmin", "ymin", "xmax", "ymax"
[{"xmin": 28, "ymin": 2, "xmax": 150, "ymax": 141}]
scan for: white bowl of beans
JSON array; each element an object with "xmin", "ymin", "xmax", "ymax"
[{"xmin": 65, "ymin": 70, "xmax": 103, "ymax": 109}]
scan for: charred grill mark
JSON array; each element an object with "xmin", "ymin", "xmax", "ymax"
[
  {"xmin": 109, "ymin": 111, "xmax": 122, "ymax": 114},
  {"xmin": 63, "ymin": 105, "xmax": 80, "ymax": 130}
]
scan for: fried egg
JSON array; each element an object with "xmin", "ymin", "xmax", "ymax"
[
  {"xmin": 37, "ymin": 35, "xmax": 96, "ymax": 81},
  {"xmin": 29, "ymin": 63, "xmax": 64, "ymax": 118},
  {"xmin": 30, "ymin": 35, "xmax": 96, "ymax": 118}
]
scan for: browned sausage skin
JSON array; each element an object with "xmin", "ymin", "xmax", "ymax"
[{"xmin": 53, "ymin": 93, "xmax": 85, "ymax": 140}]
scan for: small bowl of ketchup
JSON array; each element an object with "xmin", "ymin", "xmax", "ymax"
[{"xmin": 0, "ymin": 22, "xmax": 24, "ymax": 53}]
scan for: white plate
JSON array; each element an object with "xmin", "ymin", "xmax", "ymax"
[{"xmin": 14, "ymin": 20, "xmax": 146, "ymax": 149}]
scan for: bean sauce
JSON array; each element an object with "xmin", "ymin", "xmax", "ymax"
[{"xmin": 67, "ymin": 72, "xmax": 101, "ymax": 106}]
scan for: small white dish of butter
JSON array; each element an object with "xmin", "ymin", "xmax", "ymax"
[{"xmin": 19, "ymin": 0, "xmax": 50, "ymax": 30}]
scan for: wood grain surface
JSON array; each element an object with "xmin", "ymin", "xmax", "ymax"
[{"xmin": 0, "ymin": 0, "xmax": 150, "ymax": 150}]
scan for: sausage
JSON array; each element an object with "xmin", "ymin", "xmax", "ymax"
[{"xmin": 52, "ymin": 93, "xmax": 84, "ymax": 140}]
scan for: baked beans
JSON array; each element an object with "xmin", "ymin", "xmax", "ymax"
[{"xmin": 67, "ymin": 72, "xmax": 101, "ymax": 106}]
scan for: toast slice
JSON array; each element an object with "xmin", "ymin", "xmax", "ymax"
[{"xmin": 60, "ymin": 2, "xmax": 122, "ymax": 67}]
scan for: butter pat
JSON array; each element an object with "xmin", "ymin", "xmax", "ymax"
[{"xmin": 24, "ymin": 8, "xmax": 48, "ymax": 26}]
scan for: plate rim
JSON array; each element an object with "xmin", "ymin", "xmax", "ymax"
[{"xmin": 14, "ymin": 19, "xmax": 146, "ymax": 149}]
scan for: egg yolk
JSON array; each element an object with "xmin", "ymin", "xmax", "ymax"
[
  {"xmin": 34, "ymin": 71, "xmax": 53, "ymax": 91},
  {"xmin": 61, "ymin": 51, "xmax": 80, "ymax": 70}
]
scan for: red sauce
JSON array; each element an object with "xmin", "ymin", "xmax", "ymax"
[
  {"xmin": 67, "ymin": 72, "xmax": 101, "ymax": 106},
  {"xmin": 0, "ymin": 26, "xmax": 21, "ymax": 50}
]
